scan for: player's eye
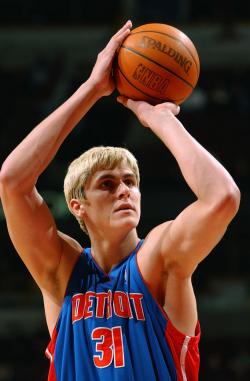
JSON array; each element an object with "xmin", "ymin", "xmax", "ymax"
[
  {"xmin": 100, "ymin": 180, "xmax": 114, "ymax": 189},
  {"xmin": 124, "ymin": 178, "xmax": 136, "ymax": 187}
]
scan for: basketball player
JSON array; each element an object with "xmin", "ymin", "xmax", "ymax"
[{"xmin": 0, "ymin": 20, "xmax": 240, "ymax": 381}]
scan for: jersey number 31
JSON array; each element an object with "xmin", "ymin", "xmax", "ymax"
[{"xmin": 92, "ymin": 326, "xmax": 125, "ymax": 368}]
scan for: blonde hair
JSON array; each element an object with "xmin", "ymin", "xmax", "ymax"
[{"xmin": 64, "ymin": 146, "xmax": 140, "ymax": 234}]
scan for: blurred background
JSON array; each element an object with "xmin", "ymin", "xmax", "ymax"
[{"xmin": 0, "ymin": 0, "xmax": 250, "ymax": 380}]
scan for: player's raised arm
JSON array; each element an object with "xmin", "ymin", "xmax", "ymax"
[
  {"xmin": 118, "ymin": 97, "xmax": 240, "ymax": 275},
  {"xmin": 0, "ymin": 21, "xmax": 132, "ymax": 295},
  {"xmin": 118, "ymin": 97, "xmax": 240, "ymax": 336}
]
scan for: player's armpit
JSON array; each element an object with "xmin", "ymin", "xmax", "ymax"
[{"xmin": 160, "ymin": 194, "xmax": 239, "ymax": 278}]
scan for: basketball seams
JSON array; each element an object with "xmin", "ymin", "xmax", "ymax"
[
  {"xmin": 130, "ymin": 30, "xmax": 200, "ymax": 75},
  {"xmin": 115, "ymin": 64, "xmax": 185, "ymax": 104},
  {"xmin": 114, "ymin": 24, "xmax": 200, "ymax": 104},
  {"xmin": 120, "ymin": 45, "xmax": 194, "ymax": 89}
]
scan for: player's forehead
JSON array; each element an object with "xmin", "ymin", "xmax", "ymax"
[
  {"xmin": 88, "ymin": 164, "xmax": 136, "ymax": 185},
  {"xmin": 92, "ymin": 166, "xmax": 136, "ymax": 182}
]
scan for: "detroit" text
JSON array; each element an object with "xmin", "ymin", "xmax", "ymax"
[{"xmin": 72, "ymin": 291, "xmax": 145, "ymax": 322}]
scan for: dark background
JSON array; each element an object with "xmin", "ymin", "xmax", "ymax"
[{"xmin": 0, "ymin": 1, "xmax": 250, "ymax": 380}]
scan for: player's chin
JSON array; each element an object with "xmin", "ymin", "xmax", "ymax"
[{"xmin": 112, "ymin": 215, "xmax": 139, "ymax": 230}]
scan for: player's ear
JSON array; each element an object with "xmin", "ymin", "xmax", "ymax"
[{"xmin": 69, "ymin": 199, "xmax": 87, "ymax": 217}]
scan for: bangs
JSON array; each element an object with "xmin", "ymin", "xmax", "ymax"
[{"xmin": 85, "ymin": 147, "xmax": 140, "ymax": 185}]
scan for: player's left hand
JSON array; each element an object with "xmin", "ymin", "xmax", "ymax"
[
  {"xmin": 117, "ymin": 96, "xmax": 180, "ymax": 128},
  {"xmin": 89, "ymin": 21, "xmax": 132, "ymax": 97}
]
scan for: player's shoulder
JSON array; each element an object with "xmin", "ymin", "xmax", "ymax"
[
  {"xmin": 144, "ymin": 220, "xmax": 173, "ymax": 248},
  {"xmin": 137, "ymin": 220, "xmax": 173, "ymax": 266},
  {"xmin": 58, "ymin": 230, "xmax": 83, "ymax": 253}
]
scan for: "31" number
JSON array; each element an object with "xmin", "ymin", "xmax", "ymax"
[{"xmin": 91, "ymin": 326, "xmax": 125, "ymax": 368}]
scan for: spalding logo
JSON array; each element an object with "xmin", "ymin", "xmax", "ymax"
[{"xmin": 140, "ymin": 35, "xmax": 192, "ymax": 74}]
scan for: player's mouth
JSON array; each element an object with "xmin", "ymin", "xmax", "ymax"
[{"xmin": 114, "ymin": 203, "xmax": 135, "ymax": 212}]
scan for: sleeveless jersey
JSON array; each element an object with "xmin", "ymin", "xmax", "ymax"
[{"xmin": 46, "ymin": 240, "xmax": 200, "ymax": 381}]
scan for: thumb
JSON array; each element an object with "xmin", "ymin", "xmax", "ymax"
[
  {"xmin": 165, "ymin": 102, "xmax": 180, "ymax": 116},
  {"xmin": 117, "ymin": 96, "xmax": 147, "ymax": 112},
  {"xmin": 117, "ymin": 95, "xmax": 131, "ymax": 107}
]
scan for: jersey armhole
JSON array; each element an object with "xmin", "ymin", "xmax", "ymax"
[
  {"xmin": 45, "ymin": 248, "xmax": 85, "ymax": 361},
  {"xmin": 135, "ymin": 246, "xmax": 201, "ymax": 341}
]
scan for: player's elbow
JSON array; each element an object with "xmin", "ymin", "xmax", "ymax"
[
  {"xmin": 214, "ymin": 184, "xmax": 241, "ymax": 222},
  {"xmin": 0, "ymin": 164, "xmax": 8, "ymax": 190},
  {"xmin": 0, "ymin": 160, "xmax": 29, "ymax": 193},
  {"xmin": 0, "ymin": 163, "xmax": 15, "ymax": 191}
]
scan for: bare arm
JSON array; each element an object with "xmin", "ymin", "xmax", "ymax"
[
  {"xmin": 118, "ymin": 98, "xmax": 240, "ymax": 274},
  {"xmin": 0, "ymin": 21, "xmax": 132, "ymax": 300},
  {"xmin": 118, "ymin": 97, "xmax": 240, "ymax": 334},
  {"xmin": 1, "ymin": 21, "xmax": 132, "ymax": 193}
]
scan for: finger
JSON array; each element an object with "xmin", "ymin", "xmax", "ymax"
[
  {"xmin": 124, "ymin": 98, "xmax": 139, "ymax": 112},
  {"xmin": 114, "ymin": 20, "xmax": 132, "ymax": 38},
  {"xmin": 117, "ymin": 95, "xmax": 128, "ymax": 106},
  {"xmin": 167, "ymin": 103, "xmax": 180, "ymax": 115},
  {"xmin": 158, "ymin": 102, "xmax": 180, "ymax": 115},
  {"xmin": 175, "ymin": 105, "xmax": 180, "ymax": 115},
  {"xmin": 117, "ymin": 96, "xmax": 135, "ymax": 109},
  {"xmin": 107, "ymin": 21, "xmax": 132, "ymax": 51},
  {"xmin": 117, "ymin": 96, "xmax": 146, "ymax": 114}
]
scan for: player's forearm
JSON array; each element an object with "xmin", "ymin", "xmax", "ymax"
[
  {"xmin": 150, "ymin": 114, "xmax": 240, "ymax": 207},
  {"xmin": 0, "ymin": 79, "xmax": 101, "ymax": 191}
]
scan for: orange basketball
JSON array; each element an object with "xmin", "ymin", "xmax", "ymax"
[{"xmin": 114, "ymin": 23, "xmax": 200, "ymax": 105}]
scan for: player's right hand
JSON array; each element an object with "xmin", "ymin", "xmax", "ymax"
[
  {"xmin": 89, "ymin": 20, "xmax": 132, "ymax": 97},
  {"xmin": 117, "ymin": 96, "xmax": 180, "ymax": 129}
]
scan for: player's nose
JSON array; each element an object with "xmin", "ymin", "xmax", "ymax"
[{"xmin": 117, "ymin": 181, "xmax": 130, "ymax": 198}]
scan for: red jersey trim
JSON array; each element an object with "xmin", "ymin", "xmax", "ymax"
[
  {"xmin": 166, "ymin": 319, "xmax": 200, "ymax": 381},
  {"xmin": 45, "ymin": 326, "xmax": 58, "ymax": 381}
]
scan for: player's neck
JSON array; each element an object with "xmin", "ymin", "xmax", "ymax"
[{"xmin": 89, "ymin": 229, "xmax": 140, "ymax": 274}]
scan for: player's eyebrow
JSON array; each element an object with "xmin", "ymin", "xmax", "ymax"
[{"xmin": 95, "ymin": 171, "xmax": 135, "ymax": 182}]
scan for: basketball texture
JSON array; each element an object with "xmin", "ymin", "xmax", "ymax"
[{"xmin": 114, "ymin": 23, "xmax": 200, "ymax": 105}]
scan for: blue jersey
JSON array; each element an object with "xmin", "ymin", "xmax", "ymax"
[{"xmin": 46, "ymin": 240, "xmax": 200, "ymax": 381}]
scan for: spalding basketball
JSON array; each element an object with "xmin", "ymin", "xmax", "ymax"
[{"xmin": 114, "ymin": 23, "xmax": 200, "ymax": 105}]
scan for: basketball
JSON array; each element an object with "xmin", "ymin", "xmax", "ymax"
[{"xmin": 114, "ymin": 23, "xmax": 200, "ymax": 105}]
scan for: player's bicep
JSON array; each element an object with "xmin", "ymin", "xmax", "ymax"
[
  {"xmin": 1, "ymin": 186, "xmax": 63, "ymax": 282},
  {"xmin": 164, "ymin": 200, "xmax": 229, "ymax": 276}
]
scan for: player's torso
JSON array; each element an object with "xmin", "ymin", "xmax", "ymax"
[{"xmin": 46, "ymin": 241, "xmax": 198, "ymax": 381}]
